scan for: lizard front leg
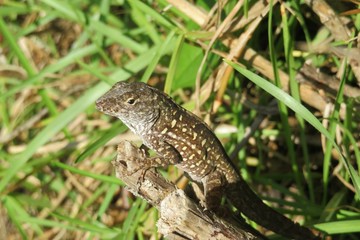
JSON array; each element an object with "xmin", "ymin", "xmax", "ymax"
[{"xmin": 126, "ymin": 140, "xmax": 182, "ymax": 174}]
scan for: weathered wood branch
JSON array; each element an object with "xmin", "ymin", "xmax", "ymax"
[{"xmin": 112, "ymin": 141, "xmax": 263, "ymax": 240}]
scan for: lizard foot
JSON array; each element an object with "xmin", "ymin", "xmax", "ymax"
[{"xmin": 116, "ymin": 141, "xmax": 147, "ymax": 175}]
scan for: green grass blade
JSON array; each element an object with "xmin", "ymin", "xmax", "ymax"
[
  {"xmin": 51, "ymin": 161, "xmax": 123, "ymax": 185},
  {"xmin": 164, "ymin": 33, "xmax": 184, "ymax": 94},
  {"xmin": 120, "ymin": 199, "xmax": 147, "ymax": 240},
  {"xmin": 281, "ymin": 2, "xmax": 314, "ymax": 202},
  {"xmin": 1, "ymin": 44, "xmax": 99, "ymax": 100},
  {"xmin": 128, "ymin": 1, "xmax": 161, "ymax": 44},
  {"xmin": 0, "ymin": 16, "xmax": 36, "ymax": 76},
  {"xmin": 41, "ymin": 0, "xmax": 86, "ymax": 23},
  {"xmin": 140, "ymin": 30, "xmax": 176, "ymax": 83},
  {"xmin": 130, "ymin": 0, "xmax": 174, "ymax": 29},
  {"xmin": 314, "ymin": 220, "xmax": 360, "ymax": 234},
  {"xmin": 89, "ymin": 19, "xmax": 147, "ymax": 54},
  {"xmin": 75, "ymin": 122, "xmax": 126, "ymax": 164},
  {"xmin": 322, "ymin": 60, "xmax": 348, "ymax": 203},
  {"xmin": 320, "ymin": 190, "xmax": 347, "ymax": 222},
  {"xmin": 97, "ymin": 183, "xmax": 119, "ymax": 219},
  {"xmin": 268, "ymin": 0, "xmax": 303, "ymax": 192},
  {"xmin": 33, "ymin": 213, "xmax": 120, "ymax": 236},
  {"xmin": 3, "ymin": 196, "xmax": 36, "ymax": 239}
]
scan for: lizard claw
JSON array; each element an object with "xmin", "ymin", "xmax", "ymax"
[
  {"xmin": 116, "ymin": 141, "xmax": 147, "ymax": 175},
  {"xmin": 125, "ymin": 158, "xmax": 143, "ymax": 174}
]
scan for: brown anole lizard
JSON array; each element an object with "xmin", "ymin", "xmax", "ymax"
[{"xmin": 96, "ymin": 81, "xmax": 318, "ymax": 240}]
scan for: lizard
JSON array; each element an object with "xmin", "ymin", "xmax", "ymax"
[{"xmin": 95, "ymin": 81, "xmax": 318, "ymax": 240}]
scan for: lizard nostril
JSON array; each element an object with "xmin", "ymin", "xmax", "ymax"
[{"xmin": 95, "ymin": 101, "xmax": 102, "ymax": 110}]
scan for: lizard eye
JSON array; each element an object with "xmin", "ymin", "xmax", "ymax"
[{"xmin": 126, "ymin": 98, "xmax": 136, "ymax": 104}]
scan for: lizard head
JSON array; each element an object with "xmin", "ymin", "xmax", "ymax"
[{"xmin": 95, "ymin": 81, "xmax": 161, "ymax": 133}]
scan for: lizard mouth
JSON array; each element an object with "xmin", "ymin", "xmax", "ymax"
[
  {"xmin": 95, "ymin": 96, "xmax": 123, "ymax": 119},
  {"xmin": 96, "ymin": 97, "xmax": 114, "ymax": 114},
  {"xmin": 95, "ymin": 98, "xmax": 105, "ymax": 112}
]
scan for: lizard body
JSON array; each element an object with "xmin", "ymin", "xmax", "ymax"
[{"xmin": 96, "ymin": 81, "xmax": 317, "ymax": 240}]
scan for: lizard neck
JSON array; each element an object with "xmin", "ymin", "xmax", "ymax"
[{"xmin": 120, "ymin": 109, "xmax": 160, "ymax": 136}]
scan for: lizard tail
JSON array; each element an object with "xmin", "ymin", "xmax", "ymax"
[{"xmin": 226, "ymin": 180, "xmax": 319, "ymax": 240}]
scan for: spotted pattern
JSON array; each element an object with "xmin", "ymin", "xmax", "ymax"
[{"xmin": 140, "ymin": 98, "xmax": 238, "ymax": 182}]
